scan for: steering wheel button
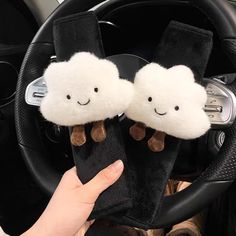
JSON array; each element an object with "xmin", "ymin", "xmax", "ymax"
[
  {"xmin": 204, "ymin": 78, "xmax": 236, "ymax": 128},
  {"xmin": 204, "ymin": 105, "xmax": 222, "ymax": 113},
  {"xmin": 25, "ymin": 76, "xmax": 48, "ymax": 106},
  {"xmin": 209, "ymin": 98, "xmax": 217, "ymax": 104},
  {"xmin": 206, "ymin": 83, "xmax": 227, "ymax": 97},
  {"xmin": 33, "ymin": 92, "xmax": 45, "ymax": 98},
  {"xmin": 208, "ymin": 114, "xmax": 215, "ymax": 118},
  {"xmin": 206, "ymin": 90, "xmax": 214, "ymax": 95}
]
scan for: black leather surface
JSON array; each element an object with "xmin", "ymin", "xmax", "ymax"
[
  {"xmin": 15, "ymin": 42, "xmax": 60, "ymax": 193},
  {"xmin": 95, "ymin": 0, "xmax": 236, "ymax": 40},
  {"xmin": 15, "ymin": 43, "xmax": 53, "ymax": 149},
  {"xmin": 222, "ymin": 39, "xmax": 236, "ymax": 69},
  {"xmin": 200, "ymin": 80, "xmax": 236, "ymax": 182},
  {"xmin": 190, "ymin": 0, "xmax": 236, "ymax": 39}
]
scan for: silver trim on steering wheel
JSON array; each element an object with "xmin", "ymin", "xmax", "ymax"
[{"xmin": 204, "ymin": 78, "xmax": 236, "ymax": 128}]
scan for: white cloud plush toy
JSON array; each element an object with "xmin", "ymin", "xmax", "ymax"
[
  {"xmin": 40, "ymin": 52, "xmax": 134, "ymax": 146},
  {"xmin": 125, "ymin": 63, "xmax": 211, "ymax": 152}
]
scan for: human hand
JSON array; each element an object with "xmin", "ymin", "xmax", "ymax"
[{"xmin": 22, "ymin": 160, "xmax": 124, "ymax": 236}]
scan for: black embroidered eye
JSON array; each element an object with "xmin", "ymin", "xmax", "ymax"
[
  {"xmin": 94, "ymin": 87, "xmax": 98, "ymax": 93},
  {"xmin": 175, "ymin": 106, "xmax": 179, "ymax": 111},
  {"xmin": 148, "ymin": 97, "xmax": 152, "ymax": 102},
  {"xmin": 66, "ymin": 95, "xmax": 71, "ymax": 100}
]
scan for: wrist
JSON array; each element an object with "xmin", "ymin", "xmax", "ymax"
[
  {"xmin": 21, "ymin": 224, "xmax": 47, "ymax": 236},
  {"xmin": 21, "ymin": 216, "xmax": 55, "ymax": 236}
]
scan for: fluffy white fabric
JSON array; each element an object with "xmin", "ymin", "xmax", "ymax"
[
  {"xmin": 125, "ymin": 63, "xmax": 210, "ymax": 139},
  {"xmin": 40, "ymin": 52, "xmax": 134, "ymax": 126}
]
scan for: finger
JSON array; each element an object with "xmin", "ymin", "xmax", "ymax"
[
  {"xmin": 75, "ymin": 220, "xmax": 95, "ymax": 236},
  {"xmin": 84, "ymin": 220, "xmax": 95, "ymax": 232},
  {"xmin": 60, "ymin": 167, "xmax": 83, "ymax": 189},
  {"xmin": 81, "ymin": 160, "xmax": 124, "ymax": 202}
]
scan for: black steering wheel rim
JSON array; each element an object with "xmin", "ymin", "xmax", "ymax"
[{"xmin": 15, "ymin": 0, "xmax": 236, "ymax": 228}]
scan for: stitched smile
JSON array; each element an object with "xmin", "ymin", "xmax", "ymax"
[
  {"xmin": 77, "ymin": 99, "xmax": 90, "ymax": 106},
  {"xmin": 154, "ymin": 108, "xmax": 167, "ymax": 116}
]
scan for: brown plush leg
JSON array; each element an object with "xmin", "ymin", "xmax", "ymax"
[
  {"xmin": 91, "ymin": 120, "xmax": 106, "ymax": 142},
  {"xmin": 129, "ymin": 122, "xmax": 146, "ymax": 141},
  {"xmin": 148, "ymin": 131, "xmax": 166, "ymax": 152},
  {"xmin": 70, "ymin": 125, "xmax": 86, "ymax": 146}
]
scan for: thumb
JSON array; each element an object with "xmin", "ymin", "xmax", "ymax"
[{"xmin": 81, "ymin": 160, "xmax": 124, "ymax": 203}]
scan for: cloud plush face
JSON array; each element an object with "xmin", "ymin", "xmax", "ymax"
[
  {"xmin": 40, "ymin": 52, "xmax": 134, "ymax": 126},
  {"xmin": 126, "ymin": 63, "xmax": 211, "ymax": 139}
]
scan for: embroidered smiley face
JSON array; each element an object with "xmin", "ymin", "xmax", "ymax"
[{"xmin": 125, "ymin": 63, "xmax": 210, "ymax": 139}]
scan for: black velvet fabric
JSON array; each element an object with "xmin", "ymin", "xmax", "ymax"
[
  {"xmin": 53, "ymin": 12, "xmax": 132, "ymax": 217},
  {"xmin": 107, "ymin": 22, "xmax": 213, "ymax": 229},
  {"xmin": 53, "ymin": 11, "xmax": 104, "ymax": 60},
  {"xmin": 107, "ymin": 120, "xmax": 180, "ymax": 229},
  {"xmin": 153, "ymin": 21, "xmax": 213, "ymax": 79},
  {"xmin": 72, "ymin": 119, "xmax": 132, "ymax": 219}
]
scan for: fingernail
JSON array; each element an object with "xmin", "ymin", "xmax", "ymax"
[{"xmin": 109, "ymin": 160, "xmax": 124, "ymax": 172}]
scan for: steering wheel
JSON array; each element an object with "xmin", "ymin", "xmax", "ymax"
[{"xmin": 15, "ymin": 0, "xmax": 236, "ymax": 228}]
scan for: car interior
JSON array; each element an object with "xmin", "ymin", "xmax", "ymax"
[{"xmin": 1, "ymin": 0, "xmax": 236, "ymax": 235}]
